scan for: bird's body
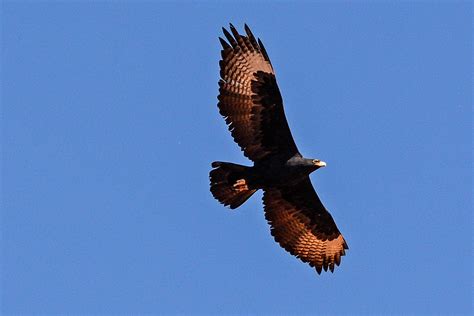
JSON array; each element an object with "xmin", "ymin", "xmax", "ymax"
[
  {"xmin": 253, "ymin": 156, "xmax": 325, "ymax": 188},
  {"xmin": 210, "ymin": 24, "xmax": 348, "ymax": 274}
]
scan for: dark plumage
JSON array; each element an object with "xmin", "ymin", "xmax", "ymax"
[{"xmin": 209, "ymin": 24, "xmax": 348, "ymax": 274}]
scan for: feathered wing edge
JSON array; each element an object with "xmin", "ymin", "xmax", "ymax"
[
  {"xmin": 217, "ymin": 24, "xmax": 299, "ymax": 162},
  {"xmin": 263, "ymin": 179, "xmax": 348, "ymax": 274}
]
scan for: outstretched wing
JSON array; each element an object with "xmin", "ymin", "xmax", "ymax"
[
  {"xmin": 263, "ymin": 178, "xmax": 348, "ymax": 274},
  {"xmin": 217, "ymin": 24, "xmax": 299, "ymax": 162}
]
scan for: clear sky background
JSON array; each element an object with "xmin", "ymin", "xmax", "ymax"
[{"xmin": 2, "ymin": 1, "xmax": 472, "ymax": 315}]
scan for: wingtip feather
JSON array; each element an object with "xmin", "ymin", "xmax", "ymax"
[
  {"xmin": 219, "ymin": 37, "xmax": 230, "ymax": 49},
  {"xmin": 258, "ymin": 38, "xmax": 272, "ymax": 64},
  {"xmin": 229, "ymin": 23, "xmax": 241, "ymax": 41},
  {"xmin": 315, "ymin": 266, "xmax": 322, "ymax": 274},
  {"xmin": 222, "ymin": 27, "xmax": 237, "ymax": 47},
  {"xmin": 244, "ymin": 24, "xmax": 258, "ymax": 49}
]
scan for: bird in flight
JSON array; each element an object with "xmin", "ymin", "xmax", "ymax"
[{"xmin": 209, "ymin": 24, "xmax": 348, "ymax": 274}]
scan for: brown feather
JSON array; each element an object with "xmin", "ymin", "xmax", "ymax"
[
  {"xmin": 263, "ymin": 178, "xmax": 348, "ymax": 274},
  {"xmin": 217, "ymin": 25, "xmax": 298, "ymax": 162}
]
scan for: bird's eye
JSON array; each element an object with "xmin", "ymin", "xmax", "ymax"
[{"xmin": 313, "ymin": 159, "xmax": 319, "ymax": 164}]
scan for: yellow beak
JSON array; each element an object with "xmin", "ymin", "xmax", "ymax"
[{"xmin": 314, "ymin": 160, "xmax": 327, "ymax": 168}]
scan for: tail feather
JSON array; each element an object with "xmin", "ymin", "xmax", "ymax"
[{"xmin": 210, "ymin": 161, "xmax": 257, "ymax": 209}]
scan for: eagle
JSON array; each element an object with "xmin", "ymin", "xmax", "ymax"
[{"xmin": 209, "ymin": 24, "xmax": 348, "ymax": 274}]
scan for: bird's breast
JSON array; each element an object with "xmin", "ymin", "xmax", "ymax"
[{"xmin": 253, "ymin": 163, "xmax": 309, "ymax": 188}]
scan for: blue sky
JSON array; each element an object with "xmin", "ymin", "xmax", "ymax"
[{"xmin": 2, "ymin": 1, "xmax": 472, "ymax": 315}]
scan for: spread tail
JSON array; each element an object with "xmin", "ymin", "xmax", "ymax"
[{"xmin": 209, "ymin": 161, "xmax": 257, "ymax": 209}]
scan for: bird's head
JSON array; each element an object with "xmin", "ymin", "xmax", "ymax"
[
  {"xmin": 310, "ymin": 159, "xmax": 327, "ymax": 170},
  {"xmin": 286, "ymin": 156, "xmax": 326, "ymax": 174}
]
